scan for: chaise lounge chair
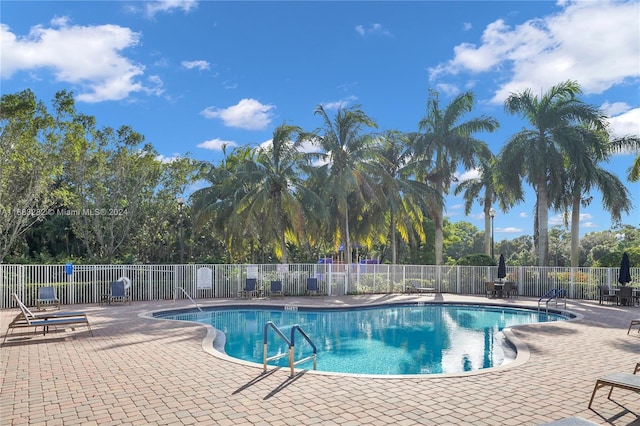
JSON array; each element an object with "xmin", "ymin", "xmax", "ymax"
[
  {"xmin": 36, "ymin": 286, "xmax": 60, "ymax": 310},
  {"xmin": 306, "ymin": 277, "xmax": 321, "ymax": 296},
  {"xmin": 4, "ymin": 293, "xmax": 92, "ymax": 343},
  {"xmin": 628, "ymin": 319, "xmax": 640, "ymax": 335},
  {"xmin": 237, "ymin": 278, "xmax": 258, "ymax": 299},
  {"xmin": 109, "ymin": 280, "xmax": 131, "ymax": 305},
  {"xmin": 406, "ymin": 281, "xmax": 436, "ymax": 294},
  {"xmin": 269, "ymin": 280, "xmax": 284, "ymax": 298},
  {"xmin": 588, "ymin": 365, "xmax": 640, "ymax": 409}
]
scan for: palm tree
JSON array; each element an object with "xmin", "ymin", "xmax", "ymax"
[
  {"xmin": 191, "ymin": 146, "xmax": 255, "ymax": 262},
  {"xmin": 234, "ymin": 124, "xmax": 324, "ymax": 263},
  {"xmin": 374, "ymin": 130, "xmax": 437, "ymax": 263},
  {"xmin": 307, "ymin": 105, "xmax": 380, "ymax": 264},
  {"xmin": 555, "ymin": 128, "xmax": 636, "ymax": 267},
  {"xmin": 609, "ymin": 136, "xmax": 640, "ymax": 182},
  {"xmin": 414, "ymin": 90, "xmax": 497, "ymax": 265},
  {"xmin": 500, "ymin": 80, "xmax": 608, "ymax": 266},
  {"xmin": 454, "ymin": 156, "xmax": 522, "ymax": 256}
]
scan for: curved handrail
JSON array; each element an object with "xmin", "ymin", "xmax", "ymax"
[
  {"xmin": 174, "ymin": 287, "xmax": 203, "ymax": 312},
  {"xmin": 538, "ymin": 288, "xmax": 567, "ymax": 311},
  {"xmin": 263, "ymin": 321, "xmax": 292, "ymax": 374},
  {"xmin": 290, "ymin": 325, "xmax": 317, "ymax": 372},
  {"xmin": 263, "ymin": 321, "xmax": 317, "ymax": 377}
]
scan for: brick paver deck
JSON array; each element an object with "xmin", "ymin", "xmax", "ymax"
[{"xmin": 1, "ymin": 294, "xmax": 639, "ymax": 425}]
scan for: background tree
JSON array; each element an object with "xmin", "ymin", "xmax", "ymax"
[
  {"xmin": 233, "ymin": 124, "xmax": 324, "ymax": 263},
  {"xmin": 308, "ymin": 105, "xmax": 380, "ymax": 263},
  {"xmin": 500, "ymin": 80, "xmax": 608, "ymax": 266},
  {"xmin": 0, "ymin": 90, "xmax": 69, "ymax": 262},
  {"xmin": 413, "ymin": 90, "xmax": 497, "ymax": 265},
  {"xmin": 67, "ymin": 125, "xmax": 163, "ymax": 263},
  {"xmin": 373, "ymin": 130, "xmax": 434, "ymax": 263}
]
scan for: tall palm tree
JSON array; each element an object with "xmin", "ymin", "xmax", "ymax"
[
  {"xmin": 234, "ymin": 124, "xmax": 324, "ymax": 263},
  {"xmin": 191, "ymin": 146, "xmax": 255, "ymax": 262},
  {"xmin": 308, "ymin": 105, "xmax": 380, "ymax": 263},
  {"xmin": 414, "ymin": 90, "xmax": 497, "ymax": 265},
  {"xmin": 454, "ymin": 156, "xmax": 522, "ymax": 256},
  {"xmin": 555, "ymin": 128, "xmax": 636, "ymax": 267},
  {"xmin": 500, "ymin": 80, "xmax": 608, "ymax": 266},
  {"xmin": 374, "ymin": 130, "xmax": 436, "ymax": 263}
]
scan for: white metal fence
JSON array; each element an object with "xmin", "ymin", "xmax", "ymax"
[{"xmin": 1, "ymin": 263, "xmax": 637, "ymax": 309}]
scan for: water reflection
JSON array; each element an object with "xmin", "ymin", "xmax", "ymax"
[{"xmin": 160, "ymin": 305, "xmax": 565, "ymax": 375}]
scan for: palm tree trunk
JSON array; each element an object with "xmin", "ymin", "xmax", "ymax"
[
  {"xmin": 390, "ymin": 212, "xmax": 397, "ymax": 264},
  {"xmin": 570, "ymin": 196, "xmax": 581, "ymax": 267},
  {"xmin": 537, "ymin": 178, "xmax": 549, "ymax": 266},
  {"xmin": 275, "ymin": 196, "xmax": 288, "ymax": 264},
  {"xmin": 434, "ymin": 180, "xmax": 444, "ymax": 265}
]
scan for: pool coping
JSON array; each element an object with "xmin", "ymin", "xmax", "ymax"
[{"xmin": 142, "ymin": 300, "xmax": 584, "ymax": 379}]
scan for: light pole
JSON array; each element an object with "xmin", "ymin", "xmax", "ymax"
[
  {"xmin": 489, "ymin": 208, "xmax": 496, "ymax": 259},
  {"xmin": 177, "ymin": 197, "xmax": 184, "ymax": 264}
]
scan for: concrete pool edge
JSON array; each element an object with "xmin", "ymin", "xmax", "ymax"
[{"xmin": 142, "ymin": 300, "xmax": 584, "ymax": 379}]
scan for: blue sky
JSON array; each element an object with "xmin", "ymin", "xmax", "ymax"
[{"xmin": 2, "ymin": 0, "xmax": 639, "ymax": 241}]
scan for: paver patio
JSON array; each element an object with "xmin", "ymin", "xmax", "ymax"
[{"xmin": 1, "ymin": 294, "xmax": 639, "ymax": 425}]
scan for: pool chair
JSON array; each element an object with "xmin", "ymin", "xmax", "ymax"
[
  {"xmin": 36, "ymin": 286, "xmax": 60, "ymax": 310},
  {"xmin": 269, "ymin": 280, "xmax": 284, "ymax": 298},
  {"xmin": 588, "ymin": 367, "xmax": 640, "ymax": 409},
  {"xmin": 109, "ymin": 280, "xmax": 131, "ymax": 305},
  {"xmin": 485, "ymin": 282, "xmax": 496, "ymax": 298},
  {"xmin": 628, "ymin": 319, "xmax": 640, "ymax": 335},
  {"xmin": 598, "ymin": 285, "xmax": 616, "ymax": 305},
  {"xmin": 4, "ymin": 293, "xmax": 92, "ymax": 343},
  {"xmin": 306, "ymin": 277, "xmax": 321, "ymax": 296},
  {"xmin": 237, "ymin": 278, "xmax": 258, "ymax": 299},
  {"xmin": 616, "ymin": 286, "xmax": 634, "ymax": 306}
]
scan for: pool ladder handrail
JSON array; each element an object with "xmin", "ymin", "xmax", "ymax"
[
  {"xmin": 263, "ymin": 321, "xmax": 317, "ymax": 377},
  {"xmin": 174, "ymin": 287, "xmax": 203, "ymax": 312},
  {"xmin": 538, "ymin": 288, "xmax": 567, "ymax": 312}
]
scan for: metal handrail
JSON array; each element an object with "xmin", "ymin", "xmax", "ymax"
[
  {"xmin": 263, "ymin": 321, "xmax": 317, "ymax": 377},
  {"xmin": 174, "ymin": 287, "xmax": 203, "ymax": 312},
  {"xmin": 290, "ymin": 325, "xmax": 317, "ymax": 373},
  {"xmin": 537, "ymin": 288, "xmax": 566, "ymax": 312}
]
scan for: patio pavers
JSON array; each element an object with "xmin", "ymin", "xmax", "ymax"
[{"xmin": 1, "ymin": 294, "xmax": 639, "ymax": 425}]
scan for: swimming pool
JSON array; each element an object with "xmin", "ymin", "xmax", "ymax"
[{"xmin": 155, "ymin": 303, "xmax": 568, "ymax": 375}]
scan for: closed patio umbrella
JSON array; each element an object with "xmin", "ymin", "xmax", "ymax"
[
  {"xmin": 497, "ymin": 254, "xmax": 506, "ymax": 280},
  {"xmin": 618, "ymin": 252, "xmax": 631, "ymax": 286}
]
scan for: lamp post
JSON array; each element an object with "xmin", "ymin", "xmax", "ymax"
[
  {"xmin": 489, "ymin": 208, "xmax": 496, "ymax": 259},
  {"xmin": 177, "ymin": 197, "xmax": 184, "ymax": 264}
]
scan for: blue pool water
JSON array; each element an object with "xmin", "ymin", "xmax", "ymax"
[{"xmin": 156, "ymin": 304, "xmax": 568, "ymax": 375}]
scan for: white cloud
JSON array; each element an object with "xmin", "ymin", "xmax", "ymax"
[
  {"xmin": 608, "ymin": 107, "xmax": 640, "ymax": 138},
  {"xmin": 197, "ymin": 138, "xmax": 238, "ymax": 151},
  {"xmin": 0, "ymin": 20, "xmax": 150, "ymax": 102},
  {"xmin": 463, "ymin": 22, "xmax": 472, "ymax": 31},
  {"xmin": 429, "ymin": 1, "xmax": 640, "ymax": 104},
  {"xmin": 435, "ymin": 83, "xmax": 460, "ymax": 97},
  {"xmin": 579, "ymin": 213, "xmax": 593, "ymax": 222},
  {"xmin": 518, "ymin": 212, "xmax": 529, "ymax": 218},
  {"xmin": 582, "ymin": 222, "xmax": 598, "ymax": 229},
  {"xmin": 355, "ymin": 23, "xmax": 392, "ymax": 37},
  {"xmin": 201, "ymin": 98, "xmax": 274, "ymax": 130},
  {"xmin": 155, "ymin": 153, "xmax": 183, "ymax": 163},
  {"xmin": 145, "ymin": 0, "xmax": 198, "ymax": 18},
  {"xmin": 496, "ymin": 227, "xmax": 524, "ymax": 233},
  {"xmin": 321, "ymin": 95, "xmax": 358, "ymax": 110},
  {"xmin": 181, "ymin": 60, "xmax": 210, "ymax": 70},
  {"xmin": 456, "ymin": 168, "xmax": 480, "ymax": 182}
]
